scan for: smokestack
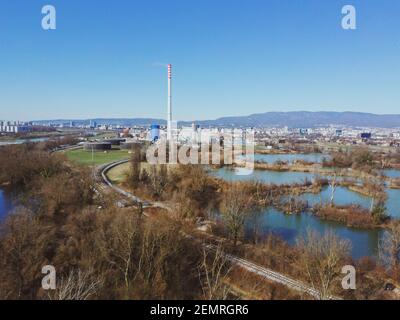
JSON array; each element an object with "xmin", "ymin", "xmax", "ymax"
[{"xmin": 167, "ymin": 64, "xmax": 172, "ymax": 141}]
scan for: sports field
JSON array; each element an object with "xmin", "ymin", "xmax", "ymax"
[{"xmin": 65, "ymin": 148, "xmax": 131, "ymax": 166}]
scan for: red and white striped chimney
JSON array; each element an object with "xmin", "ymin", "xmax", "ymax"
[{"xmin": 167, "ymin": 64, "xmax": 172, "ymax": 141}]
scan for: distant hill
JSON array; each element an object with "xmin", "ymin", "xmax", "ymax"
[
  {"xmin": 190, "ymin": 112, "xmax": 400, "ymax": 128},
  {"xmin": 34, "ymin": 118, "xmax": 167, "ymax": 126},
  {"xmin": 34, "ymin": 112, "xmax": 400, "ymax": 128}
]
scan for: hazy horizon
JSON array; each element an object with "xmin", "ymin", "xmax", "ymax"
[
  {"xmin": 27, "ymin": 110, "xmax": 400, "ymax": 125},
  {"xmin": 5, "ymin": 109, "xmax": 400, "ymax": 123}
]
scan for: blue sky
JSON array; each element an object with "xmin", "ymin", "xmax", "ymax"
[{"xmin": 0, "ymin": 0, "xmax": 399, "ymax": 121}]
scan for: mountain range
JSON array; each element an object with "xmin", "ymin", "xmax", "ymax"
[{"xmin": 34, "ymin": 111, "xmax": 400, "ymax": 128}]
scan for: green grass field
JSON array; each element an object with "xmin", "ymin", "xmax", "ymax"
[
  {"xmin": 106, "ymin": 162, "xmax": 130, "ymax": 183},
  {"xmin": 65, "ymin": 148, "xmax": 131, "ymax": 166}
]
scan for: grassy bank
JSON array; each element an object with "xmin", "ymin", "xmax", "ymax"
[{"xmin": 106, "ymin": 161, "xmax": 130, "ymax": 183}]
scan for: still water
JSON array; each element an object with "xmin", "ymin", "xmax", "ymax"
[
  {"xmin": 0, "ymin": 189, "xmax": 13, "ymax": 221},
  {"xmin": 213, "ymin": 159, "xmax": 400, "ymax": 259},
  {"xmin": 214, "ymin": 167, "xmax": 319, "ymax": 185},
  {"xmin": 0, "ymin": 137, "xmax": 48, "ymax": 146},
  {"xmin": 255, "ymin": 153, "xmax": 329, "ymax": 164},
  {"xmin": 298, "ymin": 187, "xmax": 400, "ymax": 219},
  {"xmin": 245, "ymin": 207, "xmax": 382, "ymax": 260},
  {"xmin": 384, "ymin": 169, "xmax": 400, "ymax": 179}
]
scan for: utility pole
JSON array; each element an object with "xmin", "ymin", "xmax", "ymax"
[{"xmin": 92, "ymin": 145, "xmax": 95, "ymax": 179}]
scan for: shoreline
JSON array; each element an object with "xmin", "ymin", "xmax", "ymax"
[
  {"xmin": 231, "ymin": 160, "xmax": 400, "ymax": 189},
  {"xmin": 111, "ymin": 160, "xmax": 388, "ymax": 232}
]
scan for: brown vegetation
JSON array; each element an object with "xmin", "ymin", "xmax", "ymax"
[
  {"xmin": 0, "ymin": 144, "xmax": 66, "ymax": 188},
  {"xmin": 323, "ymin": 148, "xmax": 375, "ymax": 171},
  {"xmin": 0, "ymin": 144, "xmax": 219, "ymax": 300},
  {"xmin": 219, "ymin": 183, "xmax": 257, "ymax": 246},
  {"xmin": 296, "ymin": 229, "xmax": 351, "ymax": 299},
  {"xmin": 379, "ymin": 220, "xmax": 400, "ymax": 280},
  {"xmin": 1, "ymin": 143, "xmax": 399, "ymax": 300},
  {"xmin": 312, "ymin": 204, "xmax": 388, "ymax": 228},
  {"xmin": 126, "ymin": 146, "xmax": 219, "ymax": 219}
]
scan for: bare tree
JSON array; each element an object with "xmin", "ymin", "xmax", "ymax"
[
  {"xmin": 381, "ymin": 157, "xmax": 389, "ymax": 169},
  {"xmin": 94, "ymin": 211, "xmax": 140, "ymax": 291},
  {"xmin": 220, "ymin": 183, "xmax": 253, "ymax": 246},
  {"xmin": 0, "ymin": 208, "xmax": 49, "ymax": 299},
  {"xmin": 148, "ymin": 164, "xmax": 168, "ymax": 198},
  {"xmin": 198, "ymin": 244, "xmax": 232, "ymax": 300},
  {"xmin": 329, "ymin": 173, "xmax": 338, "ymax": 207},
  {"xmin": 297, "ymin": 229, "xmax": 351, "ymax": 300},
  {"xmin": 128, "ymin": 145, "xmax": 142, "ymax": 189},
  {"xmin": 133, "ymin": 221, "xmax": 190, "ymax": 299},
  {"xmin": 134, "ymin": 226, "xmax": 165, "ymax": 293},
  {"xmin": 365, "ymin": 179, "xmax": 388, "ymax": 223},
  {"xmin": 379, "ymin": 221, "xmax": 400, "ymax": 278},
  {"xmin": 50, "ymin": 269, "xmax": 102, "ymax": 300}
]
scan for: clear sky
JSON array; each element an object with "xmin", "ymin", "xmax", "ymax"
[{"xmin": 0, "ymin": 0, "xmax": 399, "ymax": 121}]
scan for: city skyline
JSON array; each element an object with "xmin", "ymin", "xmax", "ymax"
[{"xmin": 1, "ymin": 0, "xmax": 400, "ymax": 121}]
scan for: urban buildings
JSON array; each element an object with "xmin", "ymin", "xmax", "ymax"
[{"xmin": 0, "ymin": 120, "xmax": 32, "ymax": 134}]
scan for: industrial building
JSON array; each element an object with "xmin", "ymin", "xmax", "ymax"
[
  {"xmin": 150, "ymin": 124, "xmax": 160, "ymax": 142},
  {"xmin": 120, "ymin": 141, "xmax": 143, "ymax": 150},
  {"xmin": 103, "ymin": 138, "xmax": 126, "ymax": 146},
  {"xmin": 83, "ymin": 142, "xmax": 112, "ymax": 151}
]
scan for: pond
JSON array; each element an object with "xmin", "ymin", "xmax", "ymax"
[
  {"xmin": 243, "ymin": 207, "xmax": 382, "ymax": 260},
  {"xmin": 214, "ymin": 167, "xmax": 319, "ymax": 185},
  {"xmin": 299, "ymin": 186, "xmax": 371, "ymax": 209},
  {"xmin": 254, "ymin": 153, "xmax": 330, "ymax": 164},
  {"xmin": 299, "ymin": 186, "xmax": 400, "ymax": 219},
  {"xmin": 214, "ymin": 168, "xmax": 400, "ymax": 218},
  {"xmin": 384, "ymin": 169, "xmax": 400, "ymax": 179},
  {"xmin": 213, "ymin": 167, "xmax": 400, "ymax": 259}
]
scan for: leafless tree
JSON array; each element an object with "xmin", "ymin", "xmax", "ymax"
[
  {"xmin": 0, "ymin": 208, "xmax": 49, "ymax": 299},
  {"xmin": 134, "ymin": 226, "xmax": 165, "ymax": 292},
  {"xmin": 329, "ymin": 173, "xmax": 338, "ymax": 207},
  {"xmin": 94, "ymin": 211, "xmax": 140, "ymax": 291},
  {"xmin": 128, "ymin": 145, "xmax": 142, "ymax": 189},
  {"xmin": 297, "ymin": 229, "xmax": 351, "ymax": 300},
  {"xmin": 220, "ymin": 183, "xmax": 253, "ymax": 246},
  {"xmin": 50, "ymin": 269, "xmax": 102, "ymax": 300},
  {"xmin": 381, "ymin": 157, "xmax": 389, "ymax": 169},
  {"xmin": 148, "ymin": 164, "xmax": 168, "ymax": 197},
  {"xmin": 198, "ymin": 244, "xmax": 232, "ymax": 300},
  {"xmin": 379, "ymin": 221, "xmax": 400, "ymax": 278}
]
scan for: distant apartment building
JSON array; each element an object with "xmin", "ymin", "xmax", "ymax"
[
  {"xmin": 0, "ymin": 120, "xmax": 32, "ymax": 134},
  {"xmin": 89, "ymin": 120, "xmax": 97, "ymax": 129}
]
